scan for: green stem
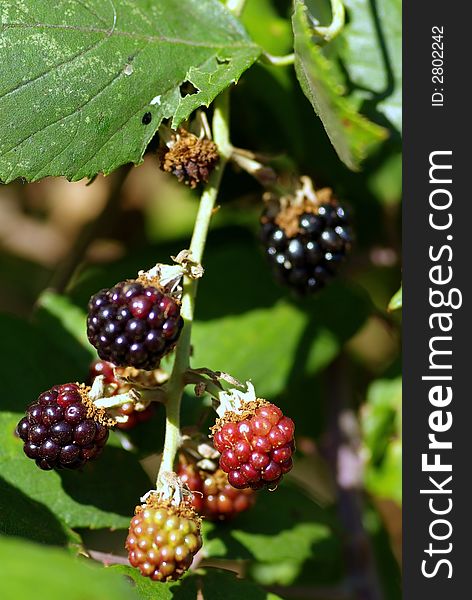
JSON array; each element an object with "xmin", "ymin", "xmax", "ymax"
[
  {"xmin": 156, "ymin": 91, "xmax": 231, "ymax": 485},
  {"xmin": 312, "ymin": 0, "xmax": 345, "ymax": 42},
  {"xmin": 261, "ymin": 52, "xmax": 295, "ymax": 67}
]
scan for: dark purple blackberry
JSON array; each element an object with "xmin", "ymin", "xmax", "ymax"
[
  {"xmin": 260, "ymin": 195, "xmax": 353, "ymax": 295},
  {"xmin": 15, "ymin": 383, "xmax": 111, "ymax": 471},
  {"xmin": 87, "ymin": 281, "xmax": 183, "ymax": 370}
]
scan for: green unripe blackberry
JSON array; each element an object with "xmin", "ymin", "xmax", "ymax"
[{"xmin": 126, "ymin": 497, "xmax": 202, "ymax": 581}]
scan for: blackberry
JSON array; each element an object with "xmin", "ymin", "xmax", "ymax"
[
  {"xmin": 88, "ymin": 360, "xmax": 155, "ymax": 429},
  {"xmin": 260, "ymin": 188, "xmax": 353, "ymax": 294},
  {"xmin": 212, "ymin": 400, "xmax": 295, "ymax": 490},
  {"xmin": 87, "ymin": 281, "xmax": 183, "ymax": 370},
  {"xmin": 15, "ymin": 383, "xmax": 111, "ymax": 470},
  {"xmin": 178, "ymin": 457, "xmax": 256, "ymax": 521},
  {"xmin": 126, "ymin": 497, "xmax": 202, "ymax": 581}
]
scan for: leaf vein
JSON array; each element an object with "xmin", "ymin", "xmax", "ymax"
[
  {"xmin": 1, "ymin": 21, "xmax": 257, "ymax": 49},
  {"xmin": 74, "ymin": 0, "xmax": 108, "ymax": 26}
]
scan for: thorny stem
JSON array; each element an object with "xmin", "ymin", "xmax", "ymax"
[{"xmin": 156, "ymin": 91, "xmax": 231, "ymax": 487}]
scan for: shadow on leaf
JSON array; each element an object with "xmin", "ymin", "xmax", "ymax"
[
  {"xmin": 0, "ymin": 477, "xmax": 71, "ymax": 546},
  {"xmin": 204, "ymin": 483, "xmax": 340, "ymax": 567},
  {"xmin": 58, "ymin": 444, "xmax": 151, "ymax": 521}
]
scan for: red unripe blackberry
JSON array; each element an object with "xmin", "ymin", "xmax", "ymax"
[
  {"xmin": 212, "ymin": 400, "xmax": 295, "ymax": 490},
  {"xmin": 87, "ymin": 281, "xmax": 183, "ymax": 371},
  {"xmin": 15, "ymin": 383, "xmax": 112, "ymax": 470},
  {"xmin": 126, "ymin": 497, "xmax": 202, "ymax": 581},
  {"xmin": 88, "ymin": 360, "xmax": 155, "ymax": 430},
  {"xmin": 260, "ymin": 186, "xmax": 353, "ymax": 295},
  {"xmin": 177, "ymin": 457, "xmax": 256, "ymax": 521},
  {"xmin": 116, "ymin": 401, "xmax": 154, "ymax": 430}
]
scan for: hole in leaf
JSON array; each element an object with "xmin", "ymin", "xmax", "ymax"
[
  {"xmin": 179, "ymin": 81, "xmax": 200, "ymax": 97},
  {"xmin": 216, "ymin": 57, "xmax": 230, "ymax": 65}
]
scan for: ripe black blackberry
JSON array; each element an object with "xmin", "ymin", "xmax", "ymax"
[
  {"xmin": 87, "ymin": 280, "xmax": 183, "ymax": 371},
  {"xmin": 16, "ymin": 383, "xmax": 112, "ymax": 470},
  {"xmin": 260, "ymin": 186, "xmax": 353, "ymax": 294}
]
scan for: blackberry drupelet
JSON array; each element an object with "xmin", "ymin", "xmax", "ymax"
[
  {"xmin": 16, "ymin": 383, "xmax": 111, "ymax": 470},
  {"xmin": 212, "ymin": 401, "xmax": 295, "ymax": 490},
  {"xmin": 87, "ymin": 281, "xmax": 183, "ymax": 370},
  {"xmin": 126, "ymin": 498, "xmax": 202, "ymax": 581},
  {"xmin": 260, "ymin": 191, "xmax": 353, "ymax": 294},
  {"xmin": 178, "ymin": 457, "xmax": 256, "ymax": 521}
]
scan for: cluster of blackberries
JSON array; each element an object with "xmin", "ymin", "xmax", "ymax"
[
  {"xmin": 87, "ymin": 280, "xmax": 183, "ymax": 371},
  {"xmin": 126, "ymin": 499, "xmax": 202, "ymax": 581},
  {"xmin": 212, "ymin": 402, "xmax": 295, "ymax": 490},
  {"xmin": 88, "ymin": 360, "xmax": 154, "ymax": 430},
  {"xmin": 178, "ymin": 457, "xmax": 256, "ymax": 521},
  {"xmin": 12, "ymin": 171, "xmax": 303, "ymax": 586},
  {"xmin": 16, "ymin": 383, "xmax": 110, "ymax": 470},
  {"xmin": 260, "ymin": 198, "xmax": 353, "ymax": 294}
]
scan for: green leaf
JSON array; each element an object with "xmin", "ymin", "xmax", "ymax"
[
  {"xmin": 0, "ymin": 476, "xmax": 81, "ymax": 548},
  {"xmin": 192, "ymin": 284, "xmax": 369, "ymax": 399},
  {"xmin": 0, "ymin": 313, "xmax": 83, "ymax": 412},
  {"xmin": 112, "ymin": 566, "xmax": 283, "ymax": 600},
  {"xmin": 191, "ymin": 232, "xmax": 371, "ymax": 399},
  {"xmin": 340, "ymin": 0, "xmax": 402, "ymax": 133},
  {"xmin": 203, "ymin": 483, "xmax": 340, "ymax": 570},
  {"xmin": 0, "ymin": 0, "xmax": 260, "ymax": 182},
  {"xmin": 0, "ymin": 412, "xmax": 151, "ymax": 529},
  {"xmin": 361, "ymin": 377, "xmax": 402, "ymax": 503},
  {"xmin": 0, "ymin": 537, "xmax": 138, "ymax": 600},
  {"xmin": 388, "ymin": 285, "xmax": 402, "ymax": 312},
  {"xmin": 193, "ymin": 300, "xmax": 337, "ymax": 398},
  {"xmin": 35, "ymin": 289, "xmax": 96, "ymax": 365},
  {"xmin": 242, "ymin": 0, "xmax": 293, "ymax": 55},
  {"xmin": 368, "ymin": 152, "xmax": 402, "ymax": 205},
  {"xmin": 292, "ymin": 0, "xmax": 387, "ymax": 170},
  {"xmin": 36, "ymin": 290, "xmax": 92, "ymax": 349}
]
